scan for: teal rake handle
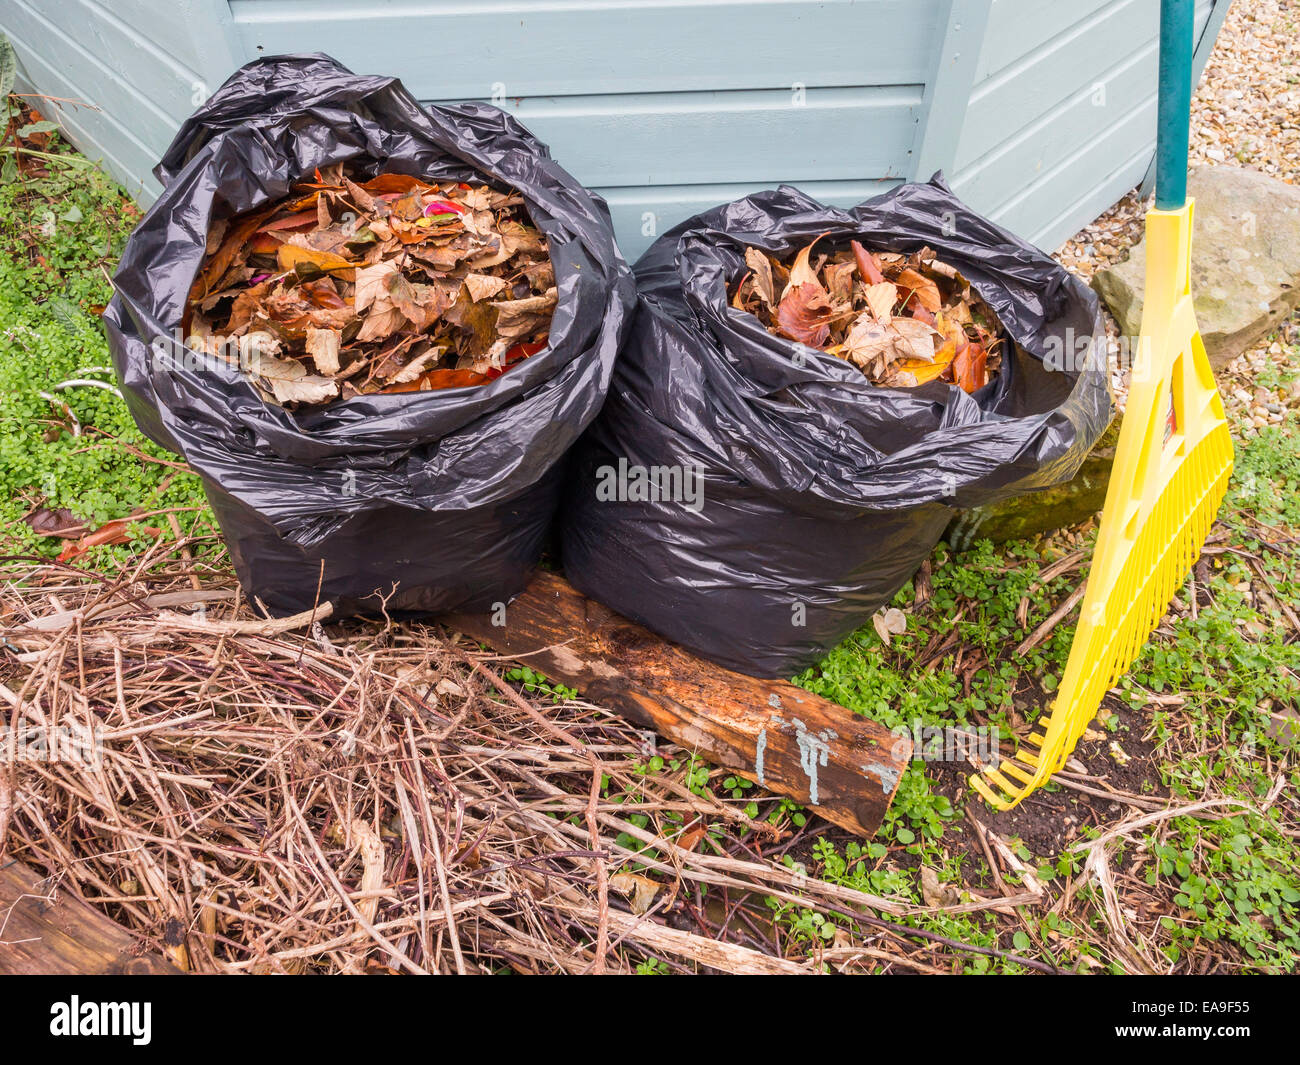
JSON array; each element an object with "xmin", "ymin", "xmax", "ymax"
[{"xmin": 1155, "ymin": 0, "xmax": 1194, "ymax": 210}]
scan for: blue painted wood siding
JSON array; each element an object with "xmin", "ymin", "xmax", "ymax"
[
  {"xmin": 945, "ymin": 0, "xmax": 1226, "ymax": 251},
  {"xmin": 0, "ymin": 0, "xmax": 241, "ymax": 200},
  {"xmin": 226, "ymin": 0, "xmax": 936, "ymax": 255},
  {"xmin": 0, "ymin": 0, "xmax": 1229, "ymax": 259}
]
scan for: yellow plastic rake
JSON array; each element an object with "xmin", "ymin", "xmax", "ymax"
[{"xmin": 971, "ymin": 0, "xmax": 1234, "ymax": 810}]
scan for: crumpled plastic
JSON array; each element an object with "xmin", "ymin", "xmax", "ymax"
[
  {"xmin": 105, "ymin": 54, "xmax": 634, "ymax": 617},
  {"xmin": 560, "ymin": 178, "xmax": 1112, "ymax": 677}
]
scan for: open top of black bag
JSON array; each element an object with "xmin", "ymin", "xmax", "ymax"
[
  {"xmin": 628, "ymin": 179, "xmax": 1112, "ymax": 516},
  {"xmin": 105, "ymin": 54, "xmax": 633, "ymax": 532},
  {"xmin": 561, "ymin": 178, "xmax": 1113, "ymax": 675}
]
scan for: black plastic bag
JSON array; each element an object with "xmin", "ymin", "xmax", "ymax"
[
  {"xmin": 105, "ymin": 54, "xmax": 633, "ymax": 617},
  {"xmin": 559, "ymin": 179, "xmax": 1112, "ymax": 678}
]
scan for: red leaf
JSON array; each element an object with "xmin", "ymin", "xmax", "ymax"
[
  {"xmin": 57, "ymin": 519, "xmax": 162, "ymax": 562},
  {"xmin": 776, "ymin": 282, "xmax": 833, "ymax": 347},
  {"xmin": 258, "ymin": 210, "xmax": 319, "ymax": 233},
  {"xmin": 504, "ymin": 339, "xmax": 547, "ymax": 364},
  {"xmin": 953, "ymin": 341, "xmax": 988, "ymax": 393},
  {"xmin": 851, "ymin": 240, "xmax": 885, "ymax": 285},
  {"xmin": 385, "ymin": 368, "xmax": 495, "ymax": 393}
]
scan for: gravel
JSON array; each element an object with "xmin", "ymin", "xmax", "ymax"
[{"xmin": 1052, "ymin": 0, "xmax": 1300, "ymax": 418}]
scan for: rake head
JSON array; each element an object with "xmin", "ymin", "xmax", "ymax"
[{"xmin": 972, "ymin": 202, "xmax": 1233, "ymax": 810}]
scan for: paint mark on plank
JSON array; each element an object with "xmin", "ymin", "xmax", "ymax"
[
  {"xmin": 792, "ymin": 717, "xmax": 835, "ymax": 805},
  {"xmin": 863, "ymin": 760, "xmax": 901, "ymax": 793}
]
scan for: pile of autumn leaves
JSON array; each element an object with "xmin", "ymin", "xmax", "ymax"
[
  {"xmin": 186, "ymin": 162, "xmax": 554, "ymax": 408},
  {"xmin": 188, "ymin": 164, "xmax": 1000, "ymax": 411},
  {"xmin": 733, "ymin": 237, "xmax": 1002, "ymax": 393}
]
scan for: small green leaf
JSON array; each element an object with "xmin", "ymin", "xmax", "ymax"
[{"xmin": 45, "ymin": 297, "xmax": 87, "ymax": 336}]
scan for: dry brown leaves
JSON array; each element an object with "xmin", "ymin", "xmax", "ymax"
[
  {"xmin": 187, "ymin": 162, "xmax": 554, "ymax": 409},
  {"xmin": 733, "ymin": 236, "xmax": 1004, "ymax": 392}
]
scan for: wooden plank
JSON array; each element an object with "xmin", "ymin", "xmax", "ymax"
[
  {"xmin": 975, "ymin": 0, "xmax": 1116, "ymax": 83},
  {"xmin": 0, "ymin": 860, "xmax": 181, "ymax": 975},
  {"xmin": 956, "ymin": 0, "xmax": 1161, "ymax": 174},
  {"xmin": 954, "ymin": 40, "xmax": 1160, "ymax": 211},
  {"xmin": 963, "ymin": 90, "xmax": 1158, "ymax": 247},
  {"xmin": 446, "ymin": 571, "xmax": 910, "ymax": 838},
  {"xmin": 0, "ymin": 0, "xmax": 184, "ymax": 164},
  {"xmin": 186, "ymin": 0, "xmax": 249, "ymax": 96},
  {"xmin": 1025, "ymin": 142, "xmax": 1153, "ymax": 253},
  {"xmin": 2, "ymin": 0, "xmax": 194, "ymax": 151}
]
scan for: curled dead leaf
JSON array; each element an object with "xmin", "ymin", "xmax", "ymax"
[
  {"xmin": 888, "ymin": 318, "xmax": 938, "ymax": 363},
  {"xmin": 920, "ymin": 866, "xmax": 960, "ymax": 908},
  {"xmin": 781, "ymin": 232, "xmax": 829, "ymax": 299},
  {"xmin": 953, "ymin": 341, "xmax": 989, "ymax": 393},
  {"xmin": 872, "ymin": 607, "xmax": 907, "ymax": 647},
  {"xmin": 851, "ymin": 239, "xmax": 885, "ymax": 285},
  {"xmin": 609, "ymin": 872, "xmax": 662, "ymax": 916},
  {"xmin": 465, "ymin": 273, "xmax": 507, "ymax": 302},
  {"xmin": 776, "ymin": 282, "xmax": 833, "ymax": 347},
  {"xmin": 304, "ymin": 328, "xmax": 341, "ymax": 375},
  {"xmin": 863, "ymin": 281, "xmax": 897, "ymax": 326},
  {"xmin": 893, "ymin": 267, "xmax": 942, "ymax": 314},
  {"xmin": 744, "ymin": 247, "xmax": 777, "ymax": 307}
]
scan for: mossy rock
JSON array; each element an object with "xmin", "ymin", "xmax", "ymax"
[{"xmin": 946, "ymin": 418, "xmax": 1119, "ymax": 547}]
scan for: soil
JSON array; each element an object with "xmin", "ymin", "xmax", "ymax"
[{"xmin": 774, "ymin": 692, "xmax": 1169, "ymax": 893}]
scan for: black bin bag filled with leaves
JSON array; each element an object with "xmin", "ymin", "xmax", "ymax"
[
  {"xmin": 559, "ymin": 179, "xmax": 1111, "ymax": 678},
  {"xmin": 104, "ymin": 54, "xmax": 633, "ymax": 617}
]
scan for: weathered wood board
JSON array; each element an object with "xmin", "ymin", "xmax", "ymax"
[
  {"xmin": 0, "ymin": 860, "xmax": 180, "ymax": 975},
  {"xmin": 446, "ymin": 571, "xmax": 910, "ymax": 836}
]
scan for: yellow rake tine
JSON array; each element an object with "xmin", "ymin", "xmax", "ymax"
[
  {"xmin": 979, "ymin": 767, "xmax": 1023, "ymax": 794},
  {"xmin": 974, "ymin": 200, "xmax": 1232, "ymax": 811},
  {"xmin": 970, "ymin": 777, "xmax": 1010, "ymax": 806},
  {"xmin": 999, "ymin": 761, "xmax": 1037, "ymax": 786}
]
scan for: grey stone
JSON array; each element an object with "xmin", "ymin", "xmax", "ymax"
[{"xmin": 1092, "ymin": 166, "xmax": 1300, "ymax": 369}]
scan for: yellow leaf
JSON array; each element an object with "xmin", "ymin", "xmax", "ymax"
[{"xmin": 276, "ymin": 243, "xmax": 356, "ymax": 281}]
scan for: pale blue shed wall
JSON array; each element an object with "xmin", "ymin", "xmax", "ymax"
[
  {"xmin": 947, "ymin": 0, "xmax": 1227, "ymax": 250},
  {"xmin": 1, "ymin": 0, "xmax": 1229, "ymax": 259}
]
